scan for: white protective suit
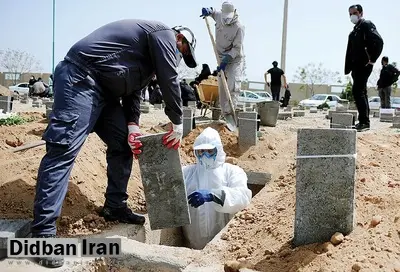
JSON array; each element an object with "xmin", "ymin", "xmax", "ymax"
[
  {"xmin": 210, "ymin": 2, "xmax": 245, "ymax": 114},
  {"xmin": 182, "ymin": 127, "xmax": 252, "ymax": 249}
]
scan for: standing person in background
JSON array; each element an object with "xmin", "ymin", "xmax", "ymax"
[
  {"xmin": 264, "ymin": 61, "xmax": 287, "ymax": 101},
  {"xmin": 200, "ymin": 1, "xmax": 245, "ymax": 119},
  {"xmin": 344, "ymin": 4, "xmax": 383, "ymax": 132},
  {"xmin": 377, "ymin": 56, "xmax": 399, "ymax": 109}
]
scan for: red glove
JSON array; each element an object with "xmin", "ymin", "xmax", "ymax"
[
  {"xmin": 162, "ymin": 123, "xmax": 183, "ymax": 150},
  {"xmin": 127, "ymin": 123, "xmax": 142, "ymax": 159}
]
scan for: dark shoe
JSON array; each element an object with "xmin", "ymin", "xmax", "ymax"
[
  {"xmin": 354, "ymin": 123, "xmax": 370, "ymax": 132},
  {"xmin": 99, "ymin": 206, "xmax": 145, "ymax": 225},
  {"xmin": 32, "ymin": 234, "xmax": 64, "ymax": 268}
]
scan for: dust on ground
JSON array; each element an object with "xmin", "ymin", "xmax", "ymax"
[{"xmin": 1, "ymin": 101, "xmax": 400, "ymax": 271}]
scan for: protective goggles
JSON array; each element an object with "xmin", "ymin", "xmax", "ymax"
[{"xmin": 195, "ymin": 148, "xmax": 217, "ymax": 158}]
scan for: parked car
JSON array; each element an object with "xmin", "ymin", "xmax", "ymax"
[
  {"xmin": 368, "ymin": 96, "xmax": 381, "ymax": 110},
  {"xmin": 252, "ymin": 91, "xmax": 273, "ymax": 100},
  {"xmin": 298, "ymin": 94, "xmax": 348, "ymax": 108},
  {"xmin": 237, "ymin": 90, "xmax": 272, "ymax": 104},
  {"xmin": 9, "ymin": 82, "xmax": 30, "ymax": 95}
]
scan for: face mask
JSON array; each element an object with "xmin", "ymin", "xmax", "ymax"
[
  {"xmin": 176, "ymin": 48, "xmax": 182, "ymax": 66},
  {"xmin": 196, "ymin": 150, "xmax": 217, "ymax": 170},
  {"xmin": 350, "ymin": 15, "xmax": 359, "ymax": 24}
]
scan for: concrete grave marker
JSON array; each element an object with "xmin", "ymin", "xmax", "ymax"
[
  {"xmin": 154, "ymin": 103, "xmax": 163, "ymax": 110},
  {"xmin": 330, "ymin": 113, "xmax": 354, "ymax": 129},
  {"xmin": 309, "ymin": 107, "xmax": 318, "ymax": 113},
  {"xmin": 0, "ymin": 219, "xmax": 31, "ymax": 259},
  {"xmin": 0, "ymin": 96, "xmax": 12, "ymax": 113},
  {"xmin": 238, "ymin": 111, "xmax": 258, "ymax": 149},
  {"xmin": 293, "ymin": 111, "xmax": 305, "ymax": 117},
  {"xmin": 182, "ymin": 108, "xmax": 193, "ymax": 137},
  {"xmin": 380, "ymin": 108, "xmax": 395, "ymax": 122},
  {"xmin": 212, "ymin": 109, "xmax": 221, "ymax": 120},
  {"xmin": 293, "ymin": 128, "xmax": 357, "ymax": 246},
  {"xmin": 393, "ymin": 116, "xmax": 400, "ymax": 128},
  {"xmin": 137, "ymin": 133, "xmax": 190, "ymax": 230},
  {"xmin": 278, "ymin": 112, "xmax": 293, "ymax": 120},
  {"xmin": 187, "ymin": 101, "xmax": 197, "ymax": 108}
]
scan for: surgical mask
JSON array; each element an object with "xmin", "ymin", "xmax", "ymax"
[
  {"xmin": 350, "ymin": 15, "xmax": 359, "ymax": 24},
  {"xmin": 176, "ymin": 48, "xmax": 182, "ymax": 66}
]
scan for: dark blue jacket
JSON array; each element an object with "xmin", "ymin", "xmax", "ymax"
[{"xmin": 65, "ymin": 19, "xmax": 182, "ymax": 125}]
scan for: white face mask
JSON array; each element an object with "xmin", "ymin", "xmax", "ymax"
[
  {"xmin": 198, "ymin": 156, "xmax": 217, "ymax": 170},
  {"xmin": 350, "ymin": 15, "xmax": 359, "ymax": 24}
]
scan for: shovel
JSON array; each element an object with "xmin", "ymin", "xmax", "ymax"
[{"xmin": 204, "ymin": 17, "xmax": 238, "ymax": 132}]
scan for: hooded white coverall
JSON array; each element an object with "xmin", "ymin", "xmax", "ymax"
[
  {"xmin": 182, "ymin": 127, "xmax": 252, "ymax": 249},
  {"xmin": 210, "ymin": 2, "xmax": 245, "ymax": 114}
]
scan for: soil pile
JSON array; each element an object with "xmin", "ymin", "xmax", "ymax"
[{"xmin": 0, "ymin": 85, "xmax": 12, "ymax": 96}]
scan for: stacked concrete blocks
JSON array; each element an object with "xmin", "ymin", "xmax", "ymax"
[
  {"xmin": 330, "ymin": 113, "xmax": 354, "ymax": 129},
  {"xmin": 136, "ymin": 133, "xmax": 190, "ymax": 230},
  {"xmin": 293, "ymin": 128, "xmax": 357, "ymax": 246},
  {"xmin": 238, "ymin": 111, "xmax": 258, "ymax": 150},
  {"xmin": 293, "ymin": 110, "xmax": 305, "ymax": 117},
  {"xmin": 380, "ymin": 108, "xmax": 395, "ymax": 122},
  {"xmin": 182, "ymin": 107, "xmax": 194, "ymax": 137}
]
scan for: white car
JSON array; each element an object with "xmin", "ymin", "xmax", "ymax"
[
  {"xmin": 298, "ymin": 94, "xmax": 348, "ymax": 108},
  {"xmin": 391, "ymin": 97, "xmax": 400, "ymax": 110},
  {"xmin": 253, "ymin": 91, "xmax": 273, "ymax": 100},
  {"xmin": 238, "ymin": 90, "xmax": 272, "ymax": 104},
  {"xmin": 368, "ymin": 96, "xmax": 381, "ymax": 110},
  {"xmin": 9, "ymin": 82, "xmax": 30, "ymax": 95}
]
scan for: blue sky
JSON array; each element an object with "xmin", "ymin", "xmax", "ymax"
[{"xmin": 1, "ymin": 0, "xmax": 399, "ymax": 83}]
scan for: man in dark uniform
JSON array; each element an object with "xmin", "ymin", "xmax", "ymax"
[
  {"xmin": 31, "ymin": 19, "xmax": 197, "ymax": 268},
  {"xmin": 345, "ymin": 4, "xmax": 383, "ymax": 132},
  {"xmin": 264, "ymin": 61, "xmax": 287, "ymax": 101}
]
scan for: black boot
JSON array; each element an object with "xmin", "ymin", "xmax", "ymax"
[
  {"xmin": 99, "ymin": 206, "xmax": 145, "ymax": 225},
  {"xmin": 354, "ymin": 123, "xmax": 370, "ymax": 132},
  {"xmin": 32, "ymin": 234, "xmax": 64, "ymax": 268}
]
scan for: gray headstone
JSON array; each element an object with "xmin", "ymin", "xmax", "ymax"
[
  {"xmin": 330, "ymin": 113, "xmax": 354, "ymax": 129},
  {"xmin": 187, "ymin": 101, "xmax": 196, "ymax": 108},
  {"xmin": 293, "ymin": 111, "xmax": 305, "ymax": 117},
  {"xmin": 393, "ymin": 116, "xmax": 400, "ymax": 128},
  {"xmin": 183, "ymin": 108, "xmax": 193, "ymax": 137},
  {"xmin": 0, "ymin": 96, "xmax": 11, "ymax": 113},
  {"xmin": 238, "ymin": 112, "xmax": 258, "ymax": 149},
  {"xmin": 346, "ymin": 110, "xmax": 358, "ymax": 122},
  {"xmin": 0, "ymin": 219, "xmax": 31, "ymax": 259},
  {"xmin": 212, "ymin": 109, "xmax": 221, "ymax": 120},
  {"xmin": 293, "ymin": 128, "xmax": 356, "ymax": 247},
  {"xmin": 136, "ymin": 133, "xmax": 190, "ymax": 230},
  {"xmin": 278, "ymin": 112, "xmax": 293, "ymax": 120},
  {"xmin": 309, "ymin": 107, "xmax": 318, "ymax": 113},
  {"xmin": 154, "ymin": 103, "xmax": 163, "ymax": 110}
]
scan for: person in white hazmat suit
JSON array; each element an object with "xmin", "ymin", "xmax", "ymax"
[
  {"xmin": 200, "ymin": 2, "xmax": 245, "ymax": 116},
  {"xmin": 182, "ymin": 127, "xmax": 252, "ymax": 249}
]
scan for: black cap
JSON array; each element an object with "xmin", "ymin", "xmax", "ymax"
[{"xmin": 172, "ymin": 26, "xmax": 197, "ymax": 68}]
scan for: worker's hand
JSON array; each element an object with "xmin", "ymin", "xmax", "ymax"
[
  {"xmin": 162, "ymin": 123, "xmax": 183, "ymax": 150},
  {"xmin": 127, "ymin": 123, "xmax": 143, "ymax": 159},
  {"xmin": 200, "ymin": 7, "xmax": 213, "ymax": 18},
  {"xmin": 188, "ymin": 190, "xmax": 213, "ymax": 208},
  {"xmin": 217, "ymin": 55, "xmax": 233, "ymax": 72}
]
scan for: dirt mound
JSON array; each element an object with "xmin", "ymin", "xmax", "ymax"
[{"xmin": 0, "ymin": 85, "xmax": 12, "ymax": 96}]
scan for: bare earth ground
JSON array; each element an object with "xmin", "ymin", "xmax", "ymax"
[{"xmin": 1, "ymin": 101, "xmax": 400, "ymax": 271}]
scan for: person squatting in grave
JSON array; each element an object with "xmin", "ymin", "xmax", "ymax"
[{"xmin": 182, "ymin": 127, "xmax": 252, "ymax": 249}]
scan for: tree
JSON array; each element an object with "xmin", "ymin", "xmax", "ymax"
[
  {"xmin": 340, "ymin": 77, "xmax": 354, "ymax": 102},
  {"xmin": 0, "ymin": 48, "xmax": 41, "ymax": 84},
  {"xmin": 293, "ymin": 62, "xmax": 342, "ymax": 97},
  {"xmin": 176, "ymin": 62, "xmax": 200, "ymax": 81}
]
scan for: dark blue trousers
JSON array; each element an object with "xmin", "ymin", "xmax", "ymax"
[{"xmin": 31, "ymin": 61, "xmax": 133, "ymax": 235}]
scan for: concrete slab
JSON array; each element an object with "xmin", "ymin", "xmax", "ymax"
[
  {"xmin": 137, "ymin": 133, "xmax": 190, "ymax": 230},
  {"xmin": 238, "ymin": 112, "xmax": 258, "ymax": 149},
  {"xmin": 393, "ymin": 116, "xmax": 400, "ymax": 128},
  {"xmin": 330, "ymin": 113, "xmax": 354, "ymax": 129},
  {"xmin": 293, "ymin": 111, "xmax": 305, "ymax": 117},
  {"xmin": 278, "ymin": 112, "xmax": 292, "ymax": 120},
  {"xmin": 309, "ymin": 107, "xmax": 318, "ymax": 113},
  {"xmin": 245, "ymin": 171, "xmax": 272, "ymax": 185},
  {"xmin": 294, "ymin": 128, "xmax": 356, "ymax": 247},
  {"xmin": 0, "ymin": 219, "xmax": 31, "ymax": 259}
]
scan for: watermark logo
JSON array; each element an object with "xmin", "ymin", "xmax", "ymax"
[{"xmin": 7, "ymin": 238, "xmax": 121, "ymax": 258}]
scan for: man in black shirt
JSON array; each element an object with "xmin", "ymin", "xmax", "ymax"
[
  {"xmin": 264, "ymin": 61, "xmax": 287, "ymax": 101},
  {"xmin": 377, "ymin": 56, "xmax": 399, "ymax": 109},
  {"xmin": 345, "ymin": 4, "xmax": 383, "ymax": 132}
]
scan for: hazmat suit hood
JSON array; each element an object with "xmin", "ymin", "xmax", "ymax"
[
  {"xmin": 221, "ymin": 1, "xmax": 239, "ymax": 26},
  {"xmin": 193, "ymin": 127, "xmax": 226, "ymax": 169}
]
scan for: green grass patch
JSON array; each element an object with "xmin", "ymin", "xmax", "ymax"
[{"xmin": 0, "ymin": 114, "xmax": 36, "ymax": 126}]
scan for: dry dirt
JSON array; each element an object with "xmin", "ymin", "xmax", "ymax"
[
  {"xmin": 1, "ymin": 101, "xmax": 400, "ymax": 271},
  {"xmin": 0, "ymin": 85, "xmax": 12, "ymax": 96}
]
